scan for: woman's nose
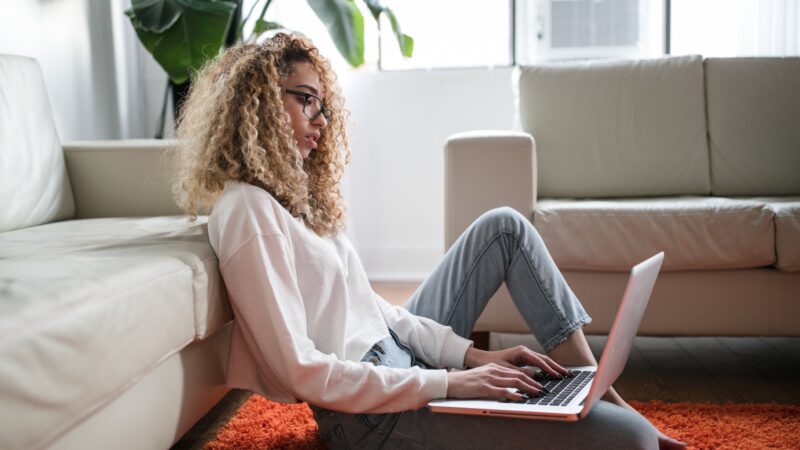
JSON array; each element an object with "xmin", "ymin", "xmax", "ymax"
[{"xmin": 312, "ymin": 113, "xmax": 328, "ymax": 129}]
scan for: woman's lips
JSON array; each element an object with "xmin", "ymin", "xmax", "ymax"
[{"xmin": 305, "ymin": 135, "xmax": 318, "ymax": 149}]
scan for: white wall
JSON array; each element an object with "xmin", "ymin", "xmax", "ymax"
[
  {"xmin": 0, "ymin": 0, "xmax": 118, "ymax": 140},
  {"xmin": 341, "ymin": 68, "xmax": 516, "ymax": 280},
  {"xmin": 110, "ymin": 1, "xmax": 175, "ymax": 139},
  {"xmin": 0, "ymin": 0, "xmax": 165, "ymax": 140}
]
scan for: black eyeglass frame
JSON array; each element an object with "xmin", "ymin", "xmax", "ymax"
[{"xmin": 284, "ymin": 89, "xmax": 332, "ymax": 121}]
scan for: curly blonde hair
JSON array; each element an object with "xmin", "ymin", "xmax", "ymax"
[{"xmin": 171, "ymin": 33, "xmax": 350, "ymax": 236}]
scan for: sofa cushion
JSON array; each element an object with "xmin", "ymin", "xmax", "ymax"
[
  {"xmin": 0, "ymin": 217, "xmax": 230, "ymax": 450},
  {"xmin": 518, "ymin": 55, "xmax": 710, "ymax": 198},
  {"xmin": 706, "ymin": 57, "xmax": 800, "ymax": 196},
  {"xmin": 0, "ymin": 54, "xmax": 75, "ymax": 232},
  {"xmin": 533, "ymin": 197, "xmax": 775, "ymax": 271},
  {"xmin": 756, "ymin": 198, "xmax": 800, "ymax": 272}
]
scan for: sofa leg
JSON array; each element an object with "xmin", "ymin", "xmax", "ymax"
[{"xmin": 469, "ymin": 331, "xmax": 490, "ymax": 351}]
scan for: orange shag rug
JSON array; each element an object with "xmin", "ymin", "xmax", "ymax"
[{"xmin": 205, "ymin": 395, "xmax": 800, "ymax": 450}]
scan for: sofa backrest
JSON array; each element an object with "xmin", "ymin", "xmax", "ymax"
[
  {"xmin": 0, "ymin": 54, "xmax": 75, "ymax": 232},
  {"xmin": 518, "ymin": 55, "xmax": 710, "ymax": 198},
  {"xmin": 705, "ymin": 57, "xmax": 800, "ymax": 196}
]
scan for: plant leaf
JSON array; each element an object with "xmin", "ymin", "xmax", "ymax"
[
  {"xmin": 253, "ymin": 19, "xmax": 285, "ymax": 35},
  {"xmin": 307, "ymin": 0, "xmax": 365, "ymax": 67},
  {"xmin": 361, "ymin": 0, "xmax": 413, "ymax": 58},
  {"xmin": 383, "ymin": 7, "xmax": 413, "ymax": 57},
  {"xmin": 364, "ymin": 0, "xmax": 389, "ymax": 22},
  {"xmin": 361, "ymin": 0, "xmax": 385, "ymax": 21},
  {"xmin": 130, "ymin": 0, "xmax": 184, "ymax": 33},
  {"xmin": 126, "ymin": 0, "xmax": 238, "ymax": 84}
]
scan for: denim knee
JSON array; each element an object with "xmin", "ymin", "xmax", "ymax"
[
  {"xmin": 475, "ymin": 206, "xmax": 532, "ymax": 236},
  {"xmin": 598, "ymin": 403, "xmax": 659, "ymax": 450}
]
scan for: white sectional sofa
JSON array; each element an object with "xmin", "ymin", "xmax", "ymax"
[
  {"xmin": 445, "ymin": 55, "xmax": 800, "ymax": 337},
  {"xmin": 0, "ymin": 55, "xmax": 232, "ymax": 449}
]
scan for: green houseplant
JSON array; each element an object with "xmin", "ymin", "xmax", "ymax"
[{"xmin": 125, "ymin": 0, "xmax": 413, "ymax": 136}]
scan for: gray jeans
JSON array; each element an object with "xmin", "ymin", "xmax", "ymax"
[{"xmin": 312, "ymin": 207, "xmax": 658, "ymax": 449}]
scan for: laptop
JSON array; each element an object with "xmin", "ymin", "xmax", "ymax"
[{"xmin": 428, "ymin": 252, "xmax": 664, "ymax": 422}]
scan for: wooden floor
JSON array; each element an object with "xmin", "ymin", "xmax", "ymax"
[{"xmin": 172, "ymin": 281, "xmax": 800, "ymax": 449}]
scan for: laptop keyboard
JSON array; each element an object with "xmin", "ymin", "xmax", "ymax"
[{"xmin": 517, "ymin": 370, "xmax": 595, "ymax": 407}]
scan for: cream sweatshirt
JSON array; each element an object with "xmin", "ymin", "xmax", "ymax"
[{"xmin": 207, "ymin": 181, "xmax": 473, "ymax": 413}]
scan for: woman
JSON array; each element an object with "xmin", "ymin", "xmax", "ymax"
[{"xmin": 171, "ymin": 33, "xmax": 684, "ymax": 449}]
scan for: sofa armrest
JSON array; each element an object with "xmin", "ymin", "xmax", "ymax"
[
  {"xmin": 63, "ymin": 140, "xmax": 183, "ymax": 219},
  {"xmin": 444, "ymin": 130, "xmax": 537, "ymax": 249}
]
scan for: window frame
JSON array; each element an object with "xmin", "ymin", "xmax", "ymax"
[
  {"xmin": 377, "ymin": 0, "xmax": 517, "ymax": 72},
  {"xmin": 377, "ymin": 0, "xmax": 673, "ymax": 71}
]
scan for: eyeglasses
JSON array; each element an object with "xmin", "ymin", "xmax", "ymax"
[{"xmin": 284, "ymin": 89, "xmax": 332, "ymax": 121}]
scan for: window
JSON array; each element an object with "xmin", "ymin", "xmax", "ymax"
[
  {"xmin": 515, "ymin": 0, "xmax": 666, "ymax": 63},
  {"xmin": 378, "ymin": 0, "xmax": 668, "ymax": 69},
  {"xmin": 378, "ymin": 0, "xmax": 513, "ymax": 70},
  {"xmin": 670, "ymin": 0, "xmax": 800, "ymax": 57},
  {"xmin": 250, "ymin": 0, "xmax": 797, "ymax": 71}
]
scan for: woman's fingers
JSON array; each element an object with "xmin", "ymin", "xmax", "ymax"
[
  {"xmin": 489, "ymin": 364, "xmax": 546, "ymax": 395},
  {"xmin": 447, "ymin": 364, "xmax": 556, "ymax": 400},
  {"xmin": 489, "ymin": 387, "xmax": 526, "ymax": 402},
  {"xmin": 516, "ymin": 364, "xmax": 538, "ymax": 379},
  {"xmin": 540, "ymin": 354, "xmax": 571, "ymax": 376},
  {"xmin": 501, "ymin": 375, "xmax": 546, "ymax": 396},
  {"xmin": 496, "ymin": 362, "xmax": 545, "ymax": 391},
  {"xmin": 529, "ymin": 354, "xmax": 561, "ymax": 377},
  {"xmin": 512, "ymin": 346, "xmax": 571, "ymax": 377}
]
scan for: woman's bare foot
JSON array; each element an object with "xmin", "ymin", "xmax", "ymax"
[
  {"xmin": 547, "ymin": 331, "xmax": 686, "ymax": 449},
  {"xmin": 655, "ymin": 430, "xmax": 688, "ymax": 450},
  {"xmin": 603, "ymin": 388, "xmax": 687, "ymax": 450}
]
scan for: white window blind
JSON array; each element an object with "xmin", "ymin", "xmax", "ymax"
[
  {"xmin": 550, "ymin": 0, "xmax": 640, "ymax": 48},
  {"xmin": 516, "ymin": 0, "xmax": 665, "ymax": 63}
]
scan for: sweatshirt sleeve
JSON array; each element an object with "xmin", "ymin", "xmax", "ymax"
[
  {"xmin": 220, "ymin": 232, "xmax": 450, "ymax": 413},
  {"xmin": 374, "ymin": 293, "xmax": 473, "ymax": 370}
]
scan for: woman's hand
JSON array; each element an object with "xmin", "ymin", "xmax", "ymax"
[
  {"xmin": 445, "ymin": 345, "xmax": 573, "ymax": 401},
  {"xmin": 446, "ymin": 363, "xmax": 547, "ymax": 401},
  {"xmin": 464, "ymin": 345, "xmax": 571, "ymax": 379}
]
